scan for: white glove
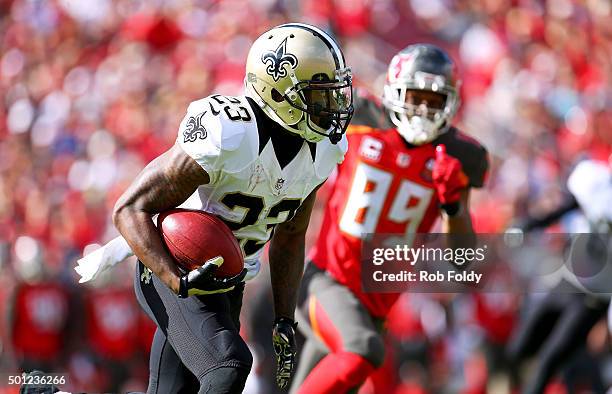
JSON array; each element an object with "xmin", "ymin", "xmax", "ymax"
[{"xmin": 75, "ymin": 236, "xmax": 134, "ymax": 283}]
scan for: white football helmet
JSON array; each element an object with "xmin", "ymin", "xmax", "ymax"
[
  {"xmin": 382, "ymin": 44, "xmax": 460, "ymax": 145},
  {"xmin": 245, "ymin": 23, "xmax": 353, "ymax": 144}
]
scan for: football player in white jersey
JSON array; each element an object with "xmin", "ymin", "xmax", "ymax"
[
  {"xmin": 506, "ymin": 158, "xmax": 611, "ymax": 394},
  {"xmin": 104, "ymin": 23, "xmax": 353, "ymax": 393}
]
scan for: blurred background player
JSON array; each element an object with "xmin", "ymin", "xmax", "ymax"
[
  {"xmin": 290, "ymin": 44, "xmax": 489, "ymax": 393},
  {"xmin": 506, "ymin": 158, "xmax": 612, "ymax": 394},
  {"xmin": 109, "ymin": 23, "xmax": 353, "ymax": 393},
  {"xmin": 8, "ymin": 255, "xmax": 71, "ymax": 374}
]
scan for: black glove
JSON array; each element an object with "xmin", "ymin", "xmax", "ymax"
[
  {"xmin": 178, "ymin": 256, "xmax": 247, "ymax": 298},
  {"xmin": 272, "ymin": 317, "xmax": 298, "ymax": 389}
]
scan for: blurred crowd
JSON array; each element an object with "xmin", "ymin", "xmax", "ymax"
[{"xmin": 0, "ymin": 0, "xmax": 611, "ymax": 392}]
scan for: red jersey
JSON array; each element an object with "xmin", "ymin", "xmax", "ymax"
[
  {"xmin": 310, "ymin": 97, "xmax": 488, "ymax": 317},
  {"xmin": 85, "ymin": 287, "xmax": 140, "ymax": 360},
  {"xmin": 11, "ymin": 282, "xmax": 69, "ymax": 361}
]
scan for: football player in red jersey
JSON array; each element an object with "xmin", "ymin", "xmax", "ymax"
[{"xmin": 290, "ymin": 44, "xmax": 489, "ymax": 393}]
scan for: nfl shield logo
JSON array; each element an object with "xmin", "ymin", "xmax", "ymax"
[
  {"xmin": 396, "ymin": 153, "xmax": 411, "ymax": 168},
  {"xmin": 274, "ymin": 178, "xmax": 285, "ymax": 192},
  {"xmin": 421, "ymin": 158, "xmax": 435, "ymax": 182}
]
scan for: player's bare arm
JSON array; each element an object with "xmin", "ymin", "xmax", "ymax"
[
  {"xmin": 112, "ymin": 142, "xmax": 209, "ymax": 294},
  {"xmin": 442, "ymin": 189, "xmax": 476, "ymax": 249},
  {"xmin": 269, "ymin": 187, "xmax": 319, "ymax": 320},
  {"xmin": 442, "ymin": 190, "xmax": 473, "ymax": 232},
  {"xmin": 268, "ymin": 186, "xmax": 319, "ymax": 389},
  {"xmin": 432, "ymin": 143, "xmax": 477, "ymax": 248}
]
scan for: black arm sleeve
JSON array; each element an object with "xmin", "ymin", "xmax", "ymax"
[
  {"xmin": 519, "ymin": 196, "xmax": 579, "ymax": 232},
  {"xmin": 436, "ymin": 127, "xmax": 489, "ymax": 188}
]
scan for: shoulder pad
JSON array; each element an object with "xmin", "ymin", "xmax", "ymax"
[
  {"xmin": 436, "ymin": 127, "xmax": 489, "ymax": 188},
  {"xmin": 183, "ymin": 95, "xmax": 254, "ymax": 151},
  {"xmin": 178, "ymin": 95, "xmax": 258, "ymax": 182}
]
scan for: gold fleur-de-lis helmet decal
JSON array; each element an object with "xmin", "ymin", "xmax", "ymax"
[
  {"xmin": 261, "ymin": 37, "xmax": 298, "ymax": 82},
  {"xmin": 245, "ymin": 23, "xmax": 354, "ymax": 144}
]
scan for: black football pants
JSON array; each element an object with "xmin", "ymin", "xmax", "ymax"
[
  {"xmin": 134, "ymin": 261, "xmax": 252, "ymax": 394},
  {"xmin": 506, "ymin": 291, "xmax": 608, "ymax": 394}
]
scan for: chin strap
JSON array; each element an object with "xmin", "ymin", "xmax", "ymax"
[{"xmin": 329, "ymin": 131, "xmax": 342, "ymax": 144}]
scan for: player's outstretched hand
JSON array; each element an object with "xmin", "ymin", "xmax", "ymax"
[
  {"xmin": 272, "ymin": 317, "xmax": 298, "ymax": 390},
  {"xmin": 178, "ymin": 256, "xmax": 247, "ymax": 297},
  {"xmin": 433, "ymin": 144, "xmax": 469, "ymax": 214}
]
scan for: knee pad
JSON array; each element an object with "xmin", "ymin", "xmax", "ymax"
[
  {"xmin": 227, "ymin": 336, "xmax": 254, "ymax": 369},
  {"xmin": 210, "ymin": 330, "xmax": 253, "ymax": 370},
  {"xmin": 198, "ymin": 366, "xmax": 251, "ymax": 394},
  {"xmin": 196, "ymin": 337, "xmax": 252, "ymax": 394}
]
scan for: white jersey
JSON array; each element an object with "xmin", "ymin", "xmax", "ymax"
[
  {"xmin": 564, "ymin": 159, "xmax": 612, "ymax": 298},
  {"xmin": 177, "ymin": 94, "xmax": 347, "ymax": 280},
  {"xmin": 567, "ymin": 159, "xmax": 612, "ymax": 225}
]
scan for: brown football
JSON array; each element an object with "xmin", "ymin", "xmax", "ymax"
[{"xmin": 157, "ymin": 209, "xmax": 244, "ymax": 277}]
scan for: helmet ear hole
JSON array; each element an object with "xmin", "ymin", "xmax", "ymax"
[{"xmin": 271, "ymin": 89, "xmax": 284, "ymax": 103}]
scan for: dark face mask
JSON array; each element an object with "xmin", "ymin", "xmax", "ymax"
[{"xmin": 282, "ymin": 73, "xmax": 354, "ymax": 144}]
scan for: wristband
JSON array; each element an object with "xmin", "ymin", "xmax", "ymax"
[
  {"xmin": 178, "ymin": 275, "xmax": 189, "ymax": 298},
  {"xmin": 441, "ymin": 202, "xmax": 463, "ymax": 217},
  {"xmin": 274, "ymin": 317, "xmax": 298, "ymax": 330}
]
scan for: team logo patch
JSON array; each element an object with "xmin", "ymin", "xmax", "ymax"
[
  {"xmin": 183, "ymin": 112, "xmax": 207, "ymax": 143},
  {"xmin": 141, "ymin": 267, "xmax": 153, "ymax": 284},
  {"xmin": 396, "ymin": 153, "xmax": 411, "ymax": 168},
  {"xmin": 388, "ymin": 52, "xmax": 415, "ymax": 82},
  {"xmin": 262, "ymin": 37, "xmax": 298, "ymax": 82},
  {"xmin": 421, "ymin": 157, "xmax": 435, "ymax": 182}
]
